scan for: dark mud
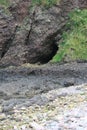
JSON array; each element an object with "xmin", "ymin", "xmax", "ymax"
[{"xmin": 0, "ymin": 62, "xmax": 87, "ymax": 112}]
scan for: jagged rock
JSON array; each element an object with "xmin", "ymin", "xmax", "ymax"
[
  {"xmin": 0, "ymin": 28, "xmax": 31, "ymax": 66},
  {"xmin": 0, "ymin": 9, "xmax": 15, "ymax": 61},
  {"xmin": 8, "ymin": 0, "xmax": 32, "ymax": 23}
]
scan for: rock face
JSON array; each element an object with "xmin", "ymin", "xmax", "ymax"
[
  {"xmin": 0, "ymin": 9, "xmax": 15, "ymax": 60},
  {"xmin": 0, "ymin": 0, "xmax": 87, "ymax": 66},
  {"xmin": 8, "ymin": 0, "xmax": 32, "ymax": 23},
  {"xmin": 0, "ymin": 1, "xmax": 62, "ymax": 66}
]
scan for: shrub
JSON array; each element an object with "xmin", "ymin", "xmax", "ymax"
[{"xmin": 52, "ymin": 9, "xmax": 87, "ymax": 62}]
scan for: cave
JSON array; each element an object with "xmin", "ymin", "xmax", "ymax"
[
  {"xmin": 39, "ymin": 43, "xmax": 58, "ymax": 64},
  {"xmin": 26, "ymin": 41, "xmax": 58, "ymax": 65}
]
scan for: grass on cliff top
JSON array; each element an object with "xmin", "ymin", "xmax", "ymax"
[
  {"xmin": 0, "ymin": 0, "xmax": 10, "ymax": 7},
  {"xmin": 32, "ymin": 0, "xmax": 60, "ymax": 7},
  {"xmin": 52, "ymin": 9, "xmax": 87, "ymax": 62},
  {"xmin": 0, "ymin": 0, "xmax": 60, "ymax": 7}
]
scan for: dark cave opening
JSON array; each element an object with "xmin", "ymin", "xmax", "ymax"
[
  {"xmin": 26, "ymin": 41, "xmax": 58, "ymax": 65},
  {"xmin": 39, "ymin": 43, "xmax": 58, "ymax": 64}
]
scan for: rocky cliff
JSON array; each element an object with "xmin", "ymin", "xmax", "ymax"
[{"xmin": 0, "ymin": 0, "xmax": 87, "ymax": 67}]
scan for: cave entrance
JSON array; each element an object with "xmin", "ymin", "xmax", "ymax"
[
  {"xmin": 26, "ymin": 39, "xmax": 58, "ymax": 65},
  {"xmin": 39, "ymin": 43, "xmax": 58, "ymax": 64}
]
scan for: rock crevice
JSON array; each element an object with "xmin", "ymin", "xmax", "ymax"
[{"xmin": 1, "ymin": 26, "xmax": 18, "ymax": 58}]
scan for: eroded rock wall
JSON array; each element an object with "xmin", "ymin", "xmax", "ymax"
[
  {"xmin": 0, "ymin": 0, "xmax": 87, "ymax": 66},
  {"xmin": 0, "ymin": 9, "xmax": 15, "ymax": 60}
]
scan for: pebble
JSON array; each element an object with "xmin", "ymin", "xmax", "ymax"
[
  {"xmin": 45, "ymin": 120, "xmax": 60, "ymax": 130},
  {"xmin": 44, "ymin": 102, "xmax": 87, "ymax": 130},
  {"xmin": 0, "ymin": 113, "xmax": 6, "ymax": 121},
  {"xmin": 14, "ymin": 126, "xmax": 18, "ymax": 130},
  {"xmin": 0, "ymin": 84, "xmax": 87, "ymax": 130}
]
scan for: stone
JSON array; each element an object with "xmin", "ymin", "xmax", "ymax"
[
  {"xmin": 0, "ymin": 113, "xmax": 6, "ymax": 121},
  {"xmin": 63, "ymin": 80, "xmax": 75, "ymax": 87}
]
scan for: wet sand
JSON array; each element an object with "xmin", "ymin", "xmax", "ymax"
[{"xmin": 0, "ymin": 62, "xmax": 87, "ymax": 111}]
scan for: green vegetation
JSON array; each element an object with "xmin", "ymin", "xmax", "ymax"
[
  {"xmin": 0, "ymin": 0, "xmax": 60, "ymax": 8},
  {"xmin": 0, "ymin": 0, "xmax": 10, "ymax": 7},
  {"xmin": 32, "ymin": 0, "xmax": 59, "ymax": 7},
  {"xmin": 0, "ymin": 0, "xmax": 11, "ymax": 15},
  {"xmin": 52, "ymin": 9, "xmax": 87, "ymax": 62}
]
